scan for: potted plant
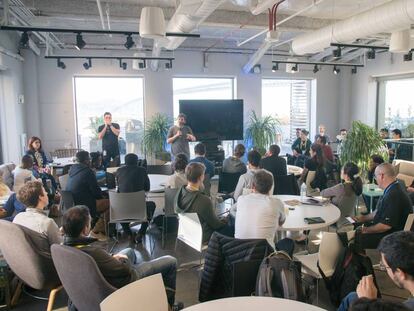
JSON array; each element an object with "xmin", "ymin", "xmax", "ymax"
[
  {"xmin": 142, "ymin": 113, "xmax": 172, "ymax": 164},
  {"xmin": 244, "ymin": 110, "xmax": 280, "ymax": 155},
  {"xmin": 341, "ymin": 121, "xmax": 388, "ymax": 178}
]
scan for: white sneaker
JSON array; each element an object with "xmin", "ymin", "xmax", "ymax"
[{"xmin": 90, "ymin": 231, "xmax": 108, "ymax": 242}]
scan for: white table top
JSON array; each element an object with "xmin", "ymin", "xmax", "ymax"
[
  {"xmin": 287, "ymin": 165, "xmax": 303, "ymax": 176},
  {"xmin": 50, "ymin": 157, "xmax": 76, "ymax": 167},
  {"xmin": 148, "ymin": 174, "xmax": 170, "ymax": 193},
  {"xmin": 362, "ymin": 184, "xmax": 384, "ymax": 197},
  {"xmin": 276, "ymin": 195, "xmax": 340, "ymax": 231},
  {"xmin": 182, "ymin": 297, "xmax": 326, "ymax": 311}
]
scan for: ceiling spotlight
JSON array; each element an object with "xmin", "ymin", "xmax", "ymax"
[
  {"xmin": 138, "ymin": 60, "xmax": 146, "ymax": 70},
  {"xmin": 75, "ymin": 33, "xmax": 86, "ymax": 50},
  {"xmin": 333, "ymin": 66, "xmax": 340, "ymax": 75},
  {"xmin": 291, "ymin": 64, "xmax": 298, "ymax": 73},
  {"xmin": 367, "ymin": 49, "xmax": 376, "ymax": 60},
  {"xmin": 403, "ymin": 51, "xmax": 413, "ymax": 62},
  {"xmin": 119, "ymin": 59, "xmax": 127, "ymax": 70},
  {"xmin": 332, "ymin": 47, "xmax": 341, "ymax": 58},
  {"xmin": 20, "ymin": 31, "xmax": 29, "ymax": 48},
  {"xmin": 272, "ymin": 62, "xmax": 279, "ymax": 72},
  {"xmin": 124, "ymin": 34, "xmax": 135, "ymax": 49},
  {"xmin": 83, "ymin": 58, "xmax": 92, "ymax": 70},
  {"xmin": 165, "ymin": 60, "xmax": 172, "ymax": 70},
  {"xmin": 56, "ymin": 58, "xmax": 66, "ymax": 69},
  {"xmin": 351, "ymin": 66, "xmax": 357, "ymax": 74},
  {"xmin": 313, "ymin": 65, "xmax": 319, "ymax": 74}
]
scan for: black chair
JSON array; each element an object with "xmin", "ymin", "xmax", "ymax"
[
  {"xmin": 218, "ymin": 172, "xmax": 242, "ymax": 194},
  {"xmin": 232, "ymin": 259, "xmax": 263, "ymax": 296},
  {"xmin": 146, "ymin": 165, "xmax": 173, "ymax": 175},
  {"xmin": 51, "ymin": 244, "xmax": 116, "ymax": 311},
  {"xmin": 274, "ymin": 174, "xmax": 300, "ymax": 195}
]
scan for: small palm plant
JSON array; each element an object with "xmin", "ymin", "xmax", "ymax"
[
  {"xmin": 244, "ymin": 111, "xmax": 280, "ymax": 155},
  {"xmin": 341, "ymin": 121, "xmax": 388, "ymax": 177},
  {"xmin": 142, "ymin": 113, "xmax": 171, "ymax": 161}
]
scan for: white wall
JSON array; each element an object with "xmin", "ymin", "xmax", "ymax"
[
  {"xmin": 0, "ymin": 32, "xmax": 26, "ymax": 163},
  {"xmin": 22, "ymin": 49, "xmax": 344, "ymax": 152},
  {"xmin": 350, "ymin": 53, "xmax": 414, "ymax": 126}
]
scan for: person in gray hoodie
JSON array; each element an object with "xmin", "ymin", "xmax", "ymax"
[{"xmin": 175, "ymin": 162, "xmax": 233, "ymax": 243}]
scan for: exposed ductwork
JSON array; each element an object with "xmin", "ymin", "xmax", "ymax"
[
  {"xmin": 292, "ymin": 0, "xmax": 414, "ymax": 55},
  {"xmin": 150, "ymin": 0, "xmax": 225, "ymax": 70}
]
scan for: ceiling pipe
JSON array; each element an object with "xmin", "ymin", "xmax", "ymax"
[
  {"xmin": 96, "ymin": 0, "xmax": 106, "ymax": 30},
  {"xmin": 292, "ymin": 0, "xmax": 414, "ymax": 55}
]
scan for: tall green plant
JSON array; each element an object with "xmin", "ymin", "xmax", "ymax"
[
  {"xmin": 341, "ymin": 121, "xmax": 388, "ymax": 176},
  {"xmin": 87, "ymin": 116, "xmax": 104, "ymax": 140},
  {"xmin": 142, "ymin": 113, "xmax": 171, "ymax": 156},
  {"xmin": 244, "ymin": 111, "xmax": 280, "ymax": 155}
]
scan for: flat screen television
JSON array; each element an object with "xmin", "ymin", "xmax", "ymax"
[{"xmin": 179, "ymin": 99, "xmax": 244, "ymax": 141}]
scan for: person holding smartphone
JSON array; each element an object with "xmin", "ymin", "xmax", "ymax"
[{"xmin": 98, "ymin": 112, "xmax": 120, "ymax": 167}]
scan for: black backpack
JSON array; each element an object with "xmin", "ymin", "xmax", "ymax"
[
  {"xmin": 318, "ymin": 232, "xmax": 380, "ymax": 307},
  {"xmin": 255, "ymin": 251, "xmax": 304, "ymax": 301}
]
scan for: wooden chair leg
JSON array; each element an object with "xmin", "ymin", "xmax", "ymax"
[
  {"xmin": 46, "ymin": 285, "xmax": 63, "ymax": 311},
  {"xmin": 11, "ymin": 280, "xmax": 23, "ymax": 307}
]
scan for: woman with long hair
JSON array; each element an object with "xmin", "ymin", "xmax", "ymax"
[{"xmin": 299, "ymin": 143, "xmax": 327, "ymax": 191}]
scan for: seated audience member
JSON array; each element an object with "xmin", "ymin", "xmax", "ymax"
[
  {"xmin": 1, "ymin": 193, "xmax": 26, "ymax": 221},
  {"xmin": 25, "ymin": 136, "xmax": 57, "ymax": 192},
  {"xmin": 353, "ymin": 163, "xmax": 412, "ymax": 252},
  {"xmin": 291, "ymin": 129, "xmax": 312, "ymax": 159},
  {"xmin": 222, "ymin": 144, "xmax": 247, "ymax": 174},
  {"xmin": 62, "ymin": 206, "xmax": 178, "ymax": 307},
  {"xmin": 317, "ymin": 135, "xmax": 334, "ymax": 162},
  {"xmin": 166, "ymin": 153, "xmax": 189, "ymax": 189},
  {"xmin": 66, "ymin": 151, "xmax": 109, "ymax": 239},
  {"xmin": 116, "ymin": 153, "xmax": 155, "ymax": 243},
  {"xmin": 295, "ymin": 128, "xmax": 301, "ymax": 139},
  {"xmin": 350, "ymin": 298, "xmax": 410, "ymax": 311},
  {"xmin": 314, "ymin": 124, "xmax": 330, "ymax": 144},
  {"xmin": 406, "ymin": 180, "xmax": 414, "ymax": 205},
  {"xmin": 13, "ymin": 181, "xmax": 62, "ymax": 245},
  {"xmin": 338, "ymin": 231, "xmax": 414, "ymax": 311},
  {"xmin": 380, "ymin": 128, "xmax": 392, "ymax": 149},
  {"xmin": 321, "ymin": 162, "xmax": 362, "ymax": 224},
  {"xmin": 175, "ymin": 162, "xmax": 232, "ymax": 242},
  {"xmin": 367, "ymin": 155, "xmax": 385, "ymax": 184},
  {"xmin": 235, "ymin": 170, "xmax": 294, "ymax": 256},
  {"xmin": 390, "ymin": 129, "xmax": 412, "ymax": 161},
  {"xmin": 12, "ymin": 155, "xmax": 37, "ymax": 193},
  {"xmin": 259, "ymin": 144, "xmax": 287, "ymax": 181},
  {"xmin": 90, "ymin": 152, "xmax": 104, "ymax": 171},
  {"xmin": 335, "ymin": 129, "xmax": 348, "ymax": 155},
  {"xmin": 234, "ymin": 150, "xmax": 274, "ymax": 201},
  {"xmin": 299, "ymin": 143, "xmax": 327, "ymax": 193},
  {"xmin": 189, "ymin": 143, "xmax": 215, "ymax": 178}
]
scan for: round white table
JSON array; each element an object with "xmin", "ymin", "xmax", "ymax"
[
  {"xmin": 276, "ymin": 195, "xmax": 340, "ymax": 231},
  {"xmin": 287, "ymin": 165, "xmax": 303, "ymax": 176},
  {"xmin": 148, "ymin": 174, "xmax": 170, "ymax": 193},
  {"xmin": 182, "ymin": 296, "xmax": 326, "ymax": 311}
]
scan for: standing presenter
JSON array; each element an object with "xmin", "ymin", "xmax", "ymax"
[
  {"xmin": 167, "ymin": 113, "xmax": 196, "ymax": 160},
  {"xmin": 98, "ymin": 112, "xmax": 120, "ymax": 167}
]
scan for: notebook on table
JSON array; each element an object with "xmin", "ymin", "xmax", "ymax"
[{"xmin": 304, "ymin": 217, "xmax": 326, "ymax": 224}]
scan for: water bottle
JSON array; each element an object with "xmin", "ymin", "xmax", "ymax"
[{"xmin": 300, "ymin": 183, "xmax": 307, "ymax": 201}]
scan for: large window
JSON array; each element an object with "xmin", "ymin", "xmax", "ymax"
[
  {"xmin": 378, "ymin": 78, "xmax": 414, "ymax": 133},
  {"xmin": 172, "ymin": 77, "xmax": 236, "ymax": 158},
  {"xmin": 262, "ymin": 79, "xmax": 311, "ymax": 154},
  {"xmin": 74, "ymin": 77, "xmax": 144, "ymax": 157}
]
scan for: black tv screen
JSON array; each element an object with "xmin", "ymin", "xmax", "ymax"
[{"xmin": 179, "ymin": 99, "xmax": 244, "ymax": 141}]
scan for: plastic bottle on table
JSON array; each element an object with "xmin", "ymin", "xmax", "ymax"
[{"xmin": 300, "ymin": 183, "xmax": 307, "ymax": 201}]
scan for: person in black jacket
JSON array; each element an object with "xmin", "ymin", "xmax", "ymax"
[
  {"xmin": 259, "ymin": 144, "xmax": 287, "ymax": 193},
  {"xmin": 66, "ymin": 151, "xmax": 109, "ymax": 239},
  {"xmin": 116, "ymin": 153, "xmax": 155, "ymax": 243}
]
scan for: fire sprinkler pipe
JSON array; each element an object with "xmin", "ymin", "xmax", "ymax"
[{"xmin": 96, "ymin": 0, "xmax": 106, "ymax": 30}]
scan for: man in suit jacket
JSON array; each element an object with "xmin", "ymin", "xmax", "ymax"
[
  {"xmin": 116, "ymin": 153, "xmax": 155, "ymax": 243},
  {"xmin": 259, "ymin": 145, "xmax": 287, "ymax": 194}
]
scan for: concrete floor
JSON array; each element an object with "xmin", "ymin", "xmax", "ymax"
[{"xmin": 0, "ymin": 185, "xmax": 411, "ymax": 311}]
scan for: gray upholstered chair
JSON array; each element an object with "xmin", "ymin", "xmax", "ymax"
[
  {"xmin": 0, "ymin": 220, "xmax": 62, "ymax": 311},
  {"xmin": 51, "ymin": 244, "xmax": 116, "ymax": 311}
]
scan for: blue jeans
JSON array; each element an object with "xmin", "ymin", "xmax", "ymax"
[
  {"xmin": 118, "ymin": 248, "xmax": 177, "ymax": 305},
  {"xmin": 337, "ymin": 292, "xmax": 358, "ymax": 311}
]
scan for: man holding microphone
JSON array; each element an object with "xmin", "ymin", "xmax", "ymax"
[
  {"xmin": 98, "ymin": 112, "xmax": 121, "ymax": 167},
  {"xmin": 167, "ymin": 113, "xmax": 196, "ymax": 160}
]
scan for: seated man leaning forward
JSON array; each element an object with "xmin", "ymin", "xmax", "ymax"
[
  {"xmin": 235, "ymin": 170, "xmax": 294, "ymax": 257},
  {"xmin": 353, "ymin": 163, "xmax": 412, "ymax": 252},
  {"xmin": 175, "ymin": 162, "xmax": 233, "ymax": 243},
  {"xmin": 62, "ymin": 206, "xmax": 178, "ymax": 307},
  {"xmin": 13, "ymin": 181, "xmax": 62, "ymax": 245},
  {"xmin": 338, "ymin": 231, "xmax": 414, "ymax": 311}
]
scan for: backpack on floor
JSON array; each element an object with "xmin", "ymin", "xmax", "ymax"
[
  {"xmin": 318, "ymin": 232, "xmax": 380, "ymax": 307},
  {"xmin": 255, "ymin": 251, "xmax": 304, "ymax": 301}
]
